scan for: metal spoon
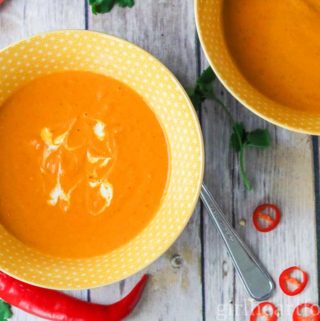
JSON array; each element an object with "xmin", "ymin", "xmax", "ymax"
[{"xmin": 200, "ymin": 184, "xmax": 275, "ymax": 301}]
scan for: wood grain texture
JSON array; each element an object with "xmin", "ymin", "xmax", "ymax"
[
  {"xmin": 0, "ymin": 1, "xmax": 319, "ymax": 321},
  {"xmin": 88, "ymin": 1, "xmax": 203, "ymax": 320},
  {"xmin": 0, "ymin": 1, "xmax": 87, "ymax": 320},
  {"xmin": 200, "ymin": 56, "xmax": 236, "ymax": 321},
  {"xmin": 232, "ymin": 109, "xmax": 318, "ymax": 321},
  {"xmin": 200, "ymin": 47, "xmax": 319, "ymax": 320},
  {"xmin": 0, "ymin": 0, "xmax": 85, "ymax": 47}
]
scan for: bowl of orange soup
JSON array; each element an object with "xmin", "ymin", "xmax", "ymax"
[
  {"xmin": 195, "ymin": 0, "xmax": 320, "ymax": 134},
  {"xmin": 0, "ymin": 30, "xmax": 204, "ymax": 289}
]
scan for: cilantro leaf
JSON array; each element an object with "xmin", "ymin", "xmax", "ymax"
[
  {"xmin": 0, "ymin": 300, "xmax": 12, "ymax": 321},
  {"xmin": 89, "ymin": 0, "xmax": 135, "ymax": 14},
  {"xmin": 188, "ymin": 67, "xmax": 216, "ymax": 111},
  {"xmin": 198, "ymin": 67, "xmax": 216, "ymax": 84},
  {"xmin": 117, "ymin": 0, "xmax": 134, "ymax": 7},
  {"xmin": 89, "ymin": 0, "xmax": 114, "ymax": 14},
  {"xmin": 197, "ymin": 67, "xmax": 216, "ymax": 98},
  {"xmin": 247, "ymin": 129, "xmax": 271, "ymax": 148},
  {"xmin": 188, "ymin": 88, "xmax": 203, "ymax": 111},
  {"xmin": 230, "ymin": 124, "xmax": 271, "ymax": 190},
  {"xmin": 189, "ymin": 67, "xmax": 272, "ymax": 190}
]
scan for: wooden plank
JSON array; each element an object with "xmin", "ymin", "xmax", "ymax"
[
  {"xmin": 232, "ymin": 111, "xmax": 318, "ymax": 320},
  {"xmin": 0, "ymin": 1, "xmax": 87, "ymax": 320},
  {"xmin": 0, "ymin": 0, "xmax": 85, "ymax": 47},
  {"xmin": 200, "ymin": 57, "xmax": 235, "ymax": 321},
  {"xmin": 200, "ymin": 42, "xmax": 318, "ymax": 319},
  {"xmin": 88, "ymin": 1, "xmax": 204, "ymax": 320}
]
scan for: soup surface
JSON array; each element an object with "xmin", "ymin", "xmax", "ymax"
[
  {"xmin": 223, "ymin": 0, "xmax": 320, "ymax": 113},
  {"xmin": 0, "ymin": 71, "xmax": 169, "ymax": 258}
]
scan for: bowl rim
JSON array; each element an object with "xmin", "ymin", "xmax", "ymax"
[
  {"xmin": 194, "ymin": 0, "xmax": 319, "ymax": 135},
  {"xmin": 0, "ymin": 29, "xmax": 205, "ymax": 290}
]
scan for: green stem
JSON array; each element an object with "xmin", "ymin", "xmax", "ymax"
[{"xmin": 239, "ymin": 145, "xmax": 252, "ymax": 190}]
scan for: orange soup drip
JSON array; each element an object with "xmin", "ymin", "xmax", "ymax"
[
  {"xmin": 0, "ymin": 71, "xmax": 169, "ymax": 258},
  {"xmin": 223, "ymin": 0, "xmax": 320, "ymax": 113}
]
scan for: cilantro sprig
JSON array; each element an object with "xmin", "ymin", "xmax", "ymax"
[
  {"xmin": 0, "ymin": 300, "xmax": 12, "ymax": 321},
  {"xmin": 89, "ymin": 0, "xmax": 134, "ymax": 14},
  {"xmin": 189, "ymin": 67, "xmax": 271, "ymax": 190}
]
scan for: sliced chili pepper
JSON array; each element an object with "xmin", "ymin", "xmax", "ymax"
[
  {"xmin": 250, "ymin": 302, "xmax": 278, "ymax": 321},
  {"xmin": 293, "ymin": 303, "xmax": 320, "ymax": 321},
  {"xmin": 0, "ymin": 272, "xmax": 148, "ymax": 321},
  {"xmin": 279, "ymin": 266, "xmax": 308, "ymax": 296},
  {"xmin": 253, "ymin": 203, "xmax": 281, "ymax": 232}
]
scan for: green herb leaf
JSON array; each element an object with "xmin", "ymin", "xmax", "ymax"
[
  {"xmin": 0, "ymin": 300, "xmax": 12, "ymax": 321},
  {"xmin": 89, "ymin": 0, "xmax": 114, "ymax": 14},
  {"xmin": 89, "ymin": 0, "xmax": 134, "ymax": 14},
  {"xmin": 198, "ymin": 67, "xmax": 216, "ymax": 83},
  {"xmin": 188, "ymin": 67, "xmax": 217, "ymax": 111},
  {"xmin": 188, "ymin": 89, "xmax": 203, "ymax": 111},
  {"xmin": 189, "ymin": 67, "xmax": 272, "ymax": 190},
  {"xmin": 247, "ymin": 129, "xmax": 271, "ymax": 148},
  {"xmin": 117, "ymin": 0, "xmax": 135, "ymax": 7},
  {"xmin": 196, "ymin": 67, "xmax": 216, "ymax": 99}
]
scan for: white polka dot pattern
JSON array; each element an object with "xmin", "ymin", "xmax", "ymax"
[
  {"xmin": 0, "ymin": 30, "xmax": 204, "ymax": 290},
  {"xmin": 195, "ymin": 0, "xmax": 320, "ymax": 134}
]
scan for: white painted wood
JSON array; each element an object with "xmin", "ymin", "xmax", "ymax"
[
  {"xmin": 200, "ymin": 44, "xmax": 319, "ymax": 320},
  {"xmin": 232, "ymin": 115, "xmax": 318, "ymax": 320},
  {"xmin": 0, "ymin": 0, "xmax": 85, "ymax": 47},
  {"xmin": 0, "ymin": 1, "xmax": 87, "ymax": 320},
  {"xmin": 0, "ymin": 1, "xmax": 319, "ymax": 321},
  {"xmin": 200, "ymin": 57, "xmax": 236, "ymax": 321},
  {"xmin": 88, "ymin": 1, "xmax": 203, "ymax": 320}
]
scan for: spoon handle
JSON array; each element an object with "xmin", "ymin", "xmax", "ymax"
[{"xmin": 200, "ymin": 184, "xmax": 275, "ymax": 301}]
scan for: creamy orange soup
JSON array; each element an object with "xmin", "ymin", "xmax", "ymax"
[
  {"xmin": 0, "ymin": 71, "xmax": 168, "ymax": 258},
  {"xmin": 223, "ymin": 0, "xmax": 320, "ymax": 113}
]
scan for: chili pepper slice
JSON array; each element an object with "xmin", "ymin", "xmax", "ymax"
[
  {"xmin": 293, "ymin": 303, "xmax": 320, "ymax": 321},
  {"xmin": 253, "ymin": 203, "xmax": 281, "ymax": 232},
  {"xmin": 0, "ymin": 272, "xmax": 148, "ymax": 321},
  {"xmin": 279, "ymin": 266, "xmax": 308, "ymax": 296},
  {"xmin": 250, "ymin": 302, "xmax": 278, "ymax": 321}
]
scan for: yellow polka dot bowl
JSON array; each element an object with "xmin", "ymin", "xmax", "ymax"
[
  {"xmin": 0, "ymin": 30, "xmax": 204, "ymax": 290},
  {"xmin": 195, "ymin": 0, "xmax": 320, "ymax": 134}
]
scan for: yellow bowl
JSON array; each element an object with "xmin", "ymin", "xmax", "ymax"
[
  {"xmin": 0, "ymin": 30, "xmax": 204, "ymax": 290},
  {"xmin": 195, "ymin": 0, "xmax": 320, "ymax": 134}
]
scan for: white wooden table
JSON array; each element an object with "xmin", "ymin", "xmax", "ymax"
[{"xmin": 0, "ymin": 1, "xmax": 319, "ymax": 320}]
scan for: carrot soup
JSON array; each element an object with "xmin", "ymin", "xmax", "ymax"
[
  {"xmin": 0, "ymin": 71, "xmax": 169, "ymax": 258},
  {"xmin": 223, "ymin": 0, "xmax": 320, "ymax": 113}
]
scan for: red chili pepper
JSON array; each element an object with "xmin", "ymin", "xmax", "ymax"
[
  {"xmin": 0, "ymin": 0, "xmax": 5, "ymax": 4},
  {"xmin": 0, "ymin": 272, "xmax": 148, "ymax": 321},
  {"xmin": 253, "ymin": 203, "xmax": 281, "ymax": 232},
  {"xmin": 250, "ymin": 302, "xmax": 278, "ymax": 321},
  {"xmin": 279, "ymin": 266, "xmax": 308, "ymax": 296},
  {"xmin": 293, "ymin": 303, "xmax": 320, "ymax": 321}
]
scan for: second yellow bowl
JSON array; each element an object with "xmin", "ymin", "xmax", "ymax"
[{"xmin": 195, "ymin": 0, "xmax": 320, "ymax": 134}]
